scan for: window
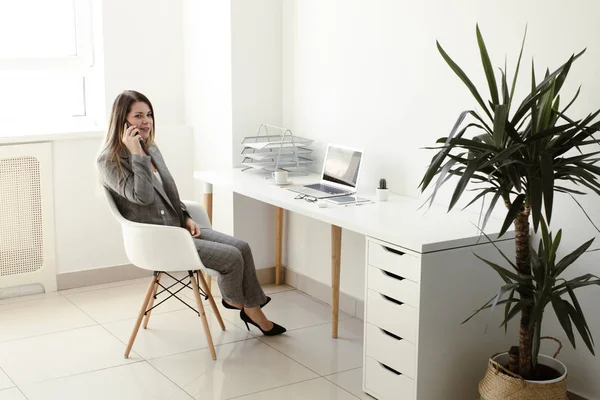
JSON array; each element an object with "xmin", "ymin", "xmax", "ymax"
[{"xmin": 0, "ymin": 0, "xmax": 101, "ymax": 132}]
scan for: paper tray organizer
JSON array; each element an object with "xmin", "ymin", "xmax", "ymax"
[{"xmin": 240, "ymin": 124, "xmax": 314, "ymax": 174}]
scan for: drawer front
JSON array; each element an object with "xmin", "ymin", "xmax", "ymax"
[
  {"xmin": 368, "ymin": 241, "xmax": 421, "ymax": 282},
  {"xmin": 367, "ymin": 289, "xmax": 417, "ymax": 343},
  {"xmin": 366, "ymin": 323, "xmax": 417, "ymax": 379},
  {"xmin": 368, "ymin": 265, "xmax": 419, "ymax": 308},
  {"xmin": 365, "ymin": 356, "xmax": 415, "ymax": 400}
]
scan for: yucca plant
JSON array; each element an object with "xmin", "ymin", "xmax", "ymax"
[
  {"xmin": 420, "ymin": 24, "xmax": 600, "ymax": 378},
  {"xmin": 465, "ymin": 221, "xmax": 600, "ymax": 379}
]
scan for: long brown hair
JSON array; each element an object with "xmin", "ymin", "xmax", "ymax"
[{"xmin": 98, "ymin": 90, "xmax": 157, "ymax": 177}]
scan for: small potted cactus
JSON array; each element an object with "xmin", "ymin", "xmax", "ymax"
[{"xmin": 376, "ymin": 178, "xmax": 389, "ymax": 202}]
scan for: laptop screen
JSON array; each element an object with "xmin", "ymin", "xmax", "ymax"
[{"xmin": 322, "ymin": 146, "xmax": 363, "ymax": 188}]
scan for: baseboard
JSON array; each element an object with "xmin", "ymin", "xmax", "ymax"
[
  {"xmin": 57, "ymin": 264, "xmax": 153, "ymax": 290},
  {"xmin": 283, "ymin": 266, "xmax": 364, "ymax": 319},
  {"xmin": 256, "ymin": 266, "xmax": 276, "ymax": 285},
  {"xmin": 58, "ymin": 264, "xmax": 276, "ymax": 291},
  {"xmin": 57, "ymin": 264, "xmax": 365, "ymax": 319}
]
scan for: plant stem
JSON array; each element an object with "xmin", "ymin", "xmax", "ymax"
[{"xmin": 513, "ymin": 206, "xmax": 533, "ymax": 377}]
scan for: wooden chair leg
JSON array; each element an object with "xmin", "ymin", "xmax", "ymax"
[
  {"xmin": 198, "ymin": 271, "xmax": 225, "ymax": 331},
  {"xmin": 143, "ymin": 272, "xmax": 162, "ymax": 329},
  {"xmin": 205, "ymin": 272, "xmax": 212, "ymax": 292},
  {"xmin": 190, "ymin": 272, "xmax": 217, "ymax": 360},
  {"xmin": 125, "ymin": 274, "xmax": 158, "ymax": 358}
]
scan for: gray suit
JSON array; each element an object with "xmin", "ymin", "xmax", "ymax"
[{"xmin": 98, "ymin": 145, "xmax": 267, "ymax": 307}]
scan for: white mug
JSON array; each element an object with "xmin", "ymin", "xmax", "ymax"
[{"xmin": 272, "ymin": 170, "xmax": 288, "ymax": 184}]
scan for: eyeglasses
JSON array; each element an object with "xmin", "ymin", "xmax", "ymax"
[{"xmin": 295, "ymin": 194, "xmax": 317, "ymax": 203}]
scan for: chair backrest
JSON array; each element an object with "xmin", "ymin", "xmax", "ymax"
[
  {"xmin": 102, "ymin": 186, "xmax": 205, "ymax": 273},
  {"xmin": 103, "ymin": 186, "xmax": 130, "ymax": 225}
]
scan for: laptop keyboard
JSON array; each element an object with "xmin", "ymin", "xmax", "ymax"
[{"xmin": 305, "ymin": 183, "xmax": 349, "ymax": 195}]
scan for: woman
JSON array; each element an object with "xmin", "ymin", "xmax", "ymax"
[{"xmin": 97, "ymin": 90, "xmax": 285, "ymax": 336}]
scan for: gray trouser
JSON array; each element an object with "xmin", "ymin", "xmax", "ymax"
[{"xmin": 194, "ymin": 229, "xmax": 267, "ymax": 308}]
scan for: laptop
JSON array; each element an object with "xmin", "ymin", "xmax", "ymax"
[{"xmin": 288, "ymin": 144, "xmax": 364, "ymax": 199}]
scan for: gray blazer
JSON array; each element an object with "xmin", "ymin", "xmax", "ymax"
[{"xmin": 98, "ymin": 145, "xmax": 190, "ymax": 228}]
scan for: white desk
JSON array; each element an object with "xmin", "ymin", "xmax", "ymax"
[{"xmin": 195, "ymin": 168, "xmax": 515, "ymax": 400}]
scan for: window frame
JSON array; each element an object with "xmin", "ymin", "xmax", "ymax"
[{"xmin": 0, "ymin": 0, "xmax": 103, "ymax": 131}]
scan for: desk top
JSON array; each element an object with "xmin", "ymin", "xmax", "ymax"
[{"xmin": 194, "ymin": 169, "xmax": 514, "ymax": 254}]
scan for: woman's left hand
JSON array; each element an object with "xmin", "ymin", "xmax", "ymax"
[{"xmin": 185, "ymin": 217, "xmax": 201, "ymax": 238}]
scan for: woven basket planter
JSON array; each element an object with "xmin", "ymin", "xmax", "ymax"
[{"xmin": 479, "ymin": 341, "xmax": 567, "ymax": 400}]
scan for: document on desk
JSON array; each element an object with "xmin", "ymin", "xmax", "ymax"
[{"xmin": 324, "ymin": 195, "xmax": 372, "ymax": 206}]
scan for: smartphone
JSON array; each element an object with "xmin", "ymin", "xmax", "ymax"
[{"xmin": 126, "ymin": 121, "xmax": 147, "ymax": 150}]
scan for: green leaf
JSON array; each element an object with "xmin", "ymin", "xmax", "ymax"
[
  {"xmin": 420, "ymin": 111, "xmax": 469, "ymax": 191},
  {"xmin": 500, "ymin": 300, "xmax": 527, "ymax": 329},
  {"xmin": 500, "ymin": 194, "xmax": 525, "ymax": 236},
  {"xmin": 513, "ymin": 49, "xmax": 586, "ymax": 125},
  {"xmin": 504, "ymin": 288, "xmax": 515, "ymax": 334},
  {"xmin": 537, "ymin": 79, "xmax": 556, "ymax": 131},
  {"xmin": 482, "ymin": 190, "xmax": 503, "ymax": 231},
  {"xmin": 493, "ymin": 104, "xmax": 509, "ymax": 148},
  {"xmin": 476, "ymin": 228, "xmax": 520, "ymax": 272},
  {"xmin": 540, "ymin": 218, "xmax": 552, "ymax": 262},
  {"xmin": 509, "ymin": 26, "xmax": 527, "ymax": 111},
  {"xmin": 437, "ymin": 41, "xmax": 493, "ymax": 120},
  {"xmin": 449, "ymin": 154, "xmax": 487, "ymax": 211},
  {"xmin": 532, "ymin": 320, "xmax": 542, "ymax": 368},
  {"xmin": 428, "ymin": 159, "xmax": 458, "ymax": 209},
  {"xmin": 551, "ymin": 296, "xmax": 576, "ymax": 349},
  {"xmin": 463, "ymin": 294, "xmax": 496, "ymax": 324},
  {"xmin": 500, "ymin": 66, "xmax": 509, "ymax": 106},
  {"xmin": 551, "ymin": 229, "xmax": 562, "ymax": 264},
  {"xmin": 567, "ymin": 193, "xmax": 600, "ymax": 234},
  {"xmin": 529, "ymin": 175, "xmax": 543, "ymax": 232},
  {"xmin": 490, "ymin": 283, "xmax": 519, "ymax": 315},
  {"xmin": 561, "ymin": 86, "xmax": 581, "ymax": 115},
  {"xmin": 530, "ymin": 60, "xmax": 538, "ymax": 136},
  {"xmin": 554, "ymin": 237, "xmax": 595, "ymax": 277},
  {"xmin": 566, "ymin": 288, "xmax": 595, "ymax": 354},
  {"xmin": 540, "ymin": 153, "xmax": 554, "ymax": 224},
  {"xmin": 476, "ymin": 24, "xmax": 499, "ymax": 105},
  {"xmin": 473, "ymin": 252, "xmax": 530, "ymax": 285},
  {"xmin": 462, "ymin": 187, "xmax": 496, "ymax": 210}
]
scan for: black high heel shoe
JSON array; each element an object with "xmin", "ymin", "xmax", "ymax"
[
  {"xmin": 221, "ymin": 296, "xmax": 271, "ymax": 310},
  {"xmin": 240, "ymin": 309, "xmax": 286, "ymax": 336}
]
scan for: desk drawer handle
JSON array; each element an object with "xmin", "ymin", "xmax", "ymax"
[
  {"xmin": 381, "ymin": 294, "xmax": 403, "ymax": 306},
  {"xmin": 380, "ymin": 328, "xmax": 403, "ymax": 341},
  {"xmin": 379, "ymin": 362, "xmax": 402, "ymax": 376},
  {"xmin": 381, "ymin": 269, "xmax": 404, "ymax": 281},
  {"xmin": 383, "ymin": 246, "xmax": 405, "ymax": 256}
]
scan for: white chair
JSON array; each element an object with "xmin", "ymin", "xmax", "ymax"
[{"xmin": 103, "ymin": 186, "xmax": 224, "ymax": 360}]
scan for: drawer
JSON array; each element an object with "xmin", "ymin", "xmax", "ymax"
[
  {"xmin": 365, "ymin": 356, "xmax": 415, "ymax": 400},
  {"xmin": 368, "ymin": 241, "xmax": 421, "ymax": 282},
  {"xmin": 366, "ymin": 323, "xmax": 417, "ymax": 379},
  {"xmin": 368, "ymin": 265, "xmax": 419, "ymax": 308},
  {"xmin": 367, "ymin": 289, "xmax": 417, "ymax": 343}
]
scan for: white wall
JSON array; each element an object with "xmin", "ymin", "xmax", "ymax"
[
  {"xmin": 231, "ymin": 0, "xmax": 283, "ymax": 270},
  {"xmin": 183, "ymin": 0, "xmax": 284, "ymax": 269},
  {"xmin": 182, "ymin": 0, "xmax": 234, "ymax": 235},
  {"xmin": 51, "ymin": 0, "xmax": 192, "ymax": 274},
  {"xmin": 281, "ymin": 1, "xmax": 600, "ymax": 397}
]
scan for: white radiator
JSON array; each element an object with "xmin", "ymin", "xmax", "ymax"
[{"xmin": 0, "ymin": 142, "xmax": 56, "ymax": 292}]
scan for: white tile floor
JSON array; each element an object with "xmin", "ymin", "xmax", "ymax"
[{"xmin": 0, "ymin": 277, "xmax": 370, "ymax": 400}]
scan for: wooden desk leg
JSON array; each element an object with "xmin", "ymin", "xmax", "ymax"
[
  {"xmin": 203, "ymin": 182, "xmax": 213, "ymax": 292},
  {"xmin": 276, "ymin": 207, "xmax": 284, "ymax": 285},
  {"xmin": 331, "ymin": 225, "xmax": 342, "ymax": 339}
]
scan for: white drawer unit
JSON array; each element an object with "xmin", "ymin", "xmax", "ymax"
[
  {"xmin": 365, "ymin": 356, "xmax": 415, "ymax": 400},
  {"xmin": 367, "ymin": 240, "xmax": 421, "ymax": 282},
  {"xmin": 363, "ymin": 236, "xmax": 515, "ymax": 400},
  {"xmin": 367, "ymin": 289, "xmax": 417, "ymax": 343},
  {"xmin": 366, "ymin": 323, "xmax": 416, "ymax": 378},
  {"xmin": 367, "ymin": 265, "xmax": 419, "ymax": 308}
]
